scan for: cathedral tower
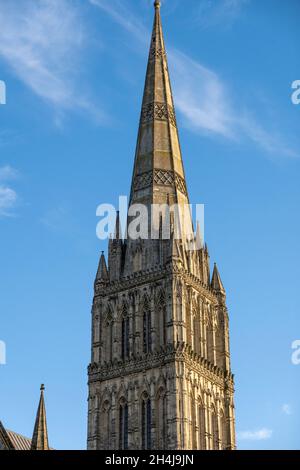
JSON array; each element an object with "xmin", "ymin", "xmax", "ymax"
[{"xmin": 87, "ymin": 1, "xmax": 236, "ymax": 450}]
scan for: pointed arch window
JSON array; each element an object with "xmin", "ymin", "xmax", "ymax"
[
  {"xmin": 101, "ymin": 400, "xmax": 111, "ymax": 449},
  {"xmin": 198, "ymin": 404, "xmax": 206, "ymax": 450},
  {"xmin": 186, "ymin": 304, "xmax": 192, "ymax": 346},
  {"xmin": 157, "ymin": 293, "xmax": 167, "ymax": 347},
  {"xmin": 157, "ymin": 388, "xmax": 167, "ymax": 449},
  {"xmin": 190, "ymin": 394, "xmax": 197, "ymax": 449},
  {"xmin": 119, "ymin": 402, "xmax": 128, "ymax": 450},
  {"xmin": 105, "ymin": 314, "xmax": 113, "ymax": 363},
  {"xmin": 211, "ymin": 407, "xmax": 219, "ymax": 450},
  {"xmin": 142, "ymin": 397, "xmax": 151, "ymax": 449},
  {"xmin": 109, "ymin": 321, "xmax": 113, "ymax": 361},
  {"xmin": 143, "ymin": 306, "xmax": 151, "ymax": 354},
  {"xmin": 121, "ymin": 316, "xmax": 130, "ymax": 360},
  {"xmin": 220, "ymin": 410, "xmax": 227, "ymax": 450},
  {"xmin": 193, "ymin": 314, "xmax": 201, "ymax": 355}
]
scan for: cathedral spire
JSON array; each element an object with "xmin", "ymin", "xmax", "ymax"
[
  {"xmin": 129, "ymin": 1, "xmax": 192, "ymax": 239},
  {"xmin": 30, "ymin": 384, "xmax": 49, "ymax": 451}
]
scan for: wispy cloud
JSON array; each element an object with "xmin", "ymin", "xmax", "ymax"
[
  {"xmin": 0, "ymin": 0, "xmax": 105, "ymax": 122},
  {"xmin": 89, "ymin": 0, "xmax": 147, "ymax": 43},
  {"xmin": 237, "ymin": 428, "xmax": 273, "ymax": 441},
  {"xmin": 0, "ymin": 165, "xmax": 19, "ymax": 217},
  {"xmin": 0, "ymin": 165, "xmax": 19, "ymax": 181},
  {"xmin": 195, "ymin": 0, "xmax": 250, "ymax": 29},
  {"xmin": 89, "ymin": 0, "xmax": 298, "ymax": 159},
  {"xmin": 282, "ymin": 403, "xmax": 292, "ymax": 415},
  {"xmin": 169, "ymin": 50, "xmax": 235, "ymax": 138}
]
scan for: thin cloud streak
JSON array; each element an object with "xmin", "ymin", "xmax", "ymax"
[
  {"xmin": 0, "ymin": 0, "xmax": 105, "ymax": 122},
  {"xmin": 237, "ymin": 428, "xmax": 273, "ymax": 441},
  {"xmin": 89, "ymin": 0, "xmax": 298, "ymax": 158},
  {"xmin": 169, "ymin": 50, "xmax": 235, "ymax": 139},
  {"xmin": 0, "ymin": 165, "xmax": 19, "ymax": 181},
  {"xmin": 195, "ymin": 0, "xmax": 250, "ymax": 29},
  {"xmin": 0, "ymin": 165, "xmax": 19, "ymax": 217},
  {"xmin": 89, "ymin": 0, "xmax": 148, "ymax": 44}
]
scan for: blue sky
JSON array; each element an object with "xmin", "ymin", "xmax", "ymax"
[{"xmin": 0, "ymin": 0, "xmax": 299, "ymax": 450}]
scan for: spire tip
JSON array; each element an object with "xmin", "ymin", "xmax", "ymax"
[
  {"xmin": 40, "ymin": 384, "xmax": 45, "ymax": 391},
  {"xmin": 154, "ymin": 0, "xmax": 161, "ymax": 9}
]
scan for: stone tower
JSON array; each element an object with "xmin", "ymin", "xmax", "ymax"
[{"xmin": 87, "ymin": 1, "xmax": 236, "ymax": 450}]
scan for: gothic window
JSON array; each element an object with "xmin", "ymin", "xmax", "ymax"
[
  {"xmin": 193, "ymin": 314, "xmax": 201, "ymax": 355},
  {"xmin": 142, "ymin": 396, "xmax": 151, "ymax": 449},
  {"xmin": 190, "ymin": 394, "xmax": 196, "ymax": 449},
  {"xmin": 211, "ymin": 407, "xmax": 219, "ymax": 450},
  {"xmin": 119, "ymin": 402, "xmax": 128, "ymax": 450},
  {"xmin": 186, "ymin": 304, "xmax": 192, "ymax": 346},
  {"xmin": 121, "ymin": 316, "xmax": 130, "ymax": 360},
  {"xmin": 157, "ymin": 293, "xmax": 166, "ymax": 347},
  {"xmin": 220, "ymin": 410, "xmax": 227, "ymax": 450},
  {"xmin": 157, "ymin": 388, "xmax": 167, "ymax": 449},
  {"xmin": 143, "ymin": 308, "xmax": 151, "ymax": 354},
  {"xmin": 104, "ymin": 317, "xmax": 113, "ymax": 363},
  {"xmin": 206, "ymin": 312, "xmax": 215, "ymax": 364},
  {"xmin": 198, "ymin": 404, "xmax": 206, "ymax": 450},
  {"xmin": 101, "ymin": 400, "xmax": 111, "ymax": 449}
]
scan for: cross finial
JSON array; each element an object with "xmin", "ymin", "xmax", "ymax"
[
  {"xmin": 154, "ymin": 1, "xmax": 161, "ymax": 9},
  {"xmin": 40, "ymin": 384, "xmax": 45, "ymax": 391}
]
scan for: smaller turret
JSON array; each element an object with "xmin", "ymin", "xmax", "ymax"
[
  {"xmin": 30, "ymin": 384, "xmax": 49, "ymax": 451},
  {"xmin": 95, "ymin": 251, "xmax": 109, "ymax": 283},
  {"xmin": 211, "ymin": 263, "xmax": 226, "ymax": 297}
]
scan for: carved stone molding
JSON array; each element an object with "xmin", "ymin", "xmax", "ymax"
[
  {"xmin": 150, "ymin": 47, "xmax": 166, "ymax": 60},
  {"xmin": 133, "ymin": 169, "xmax": 187, "ymax": 196},
  {"xmin": 141, "ymin": 102, "xmax": 177, "ymax": 127}
]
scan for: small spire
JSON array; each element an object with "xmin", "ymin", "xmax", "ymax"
[
  {"xmin": 211, "ymin": 263, "xmax": 226, "ymax": 295},
  {"xmin": 96, "ymin": 251, "xmax": 109, "ymax": 282},
  {"xmin": 129, "ymin": 0, "xmax": 193, "ymax": 243},
  {"xmin": 31, "ymin": 384, "xmax": 49, "ymax": 450}
]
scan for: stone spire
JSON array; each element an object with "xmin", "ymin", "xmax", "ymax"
[
  {"xmin": 30, "ymin": 384, "xmax": 49, "ymax": 451},
  {"xmin": 211, "ymin": 263, "xmax": 226, "ymax": 295},
  {"xmin": 96, "ymin": 251, "xmax": 109, "ymax": 282},
  {"xmin": 129, "ymin": 1, "xmax": 192, "ymax": 238}
]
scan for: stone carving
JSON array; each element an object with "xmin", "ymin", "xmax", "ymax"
[
  {"xmin": 141, "ymin": 102, "xmax": 177, "ymax": 127},
  {"xmin": 133, "ymin": 169, "xmax": 187, "ymax": 196}
]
